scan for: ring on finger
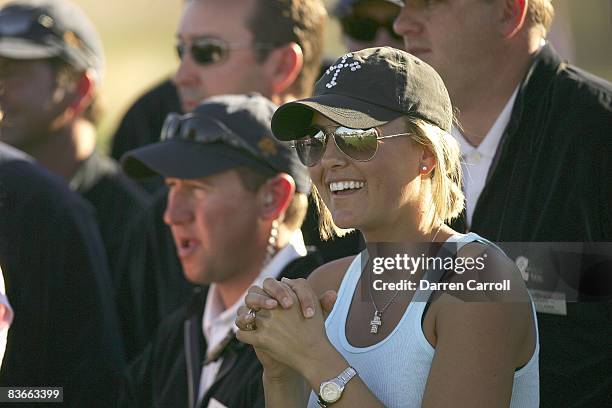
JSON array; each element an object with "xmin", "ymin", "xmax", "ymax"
[{"xmin": 245, "ymin": 308, "xmax": 257, "ymax": 331}]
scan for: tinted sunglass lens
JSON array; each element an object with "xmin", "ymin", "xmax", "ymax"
[
  {"xmin": 179, "ymin": 118, "xmax": 202, "ymax": 141},
  {"xmin": 341, "ymin": 17, "xmax": 377, "ymax": 42},
  {"xmin": 161, "ymin": 113, "xmax": 182, "ymax": 141},
  {"xmin": 192, "ymin": 43, "xmax": 225, "ymax": 65},
  {"xmin": 334, "ymin": 127, "xmax": 378, "ymax": 161},
  {"xmin": 341, "ymin": 16, "xmax": 402, "ymax": 42},
  {"xmin": 175, "ymin": 44, "xmax": 185, "ymax": 60},
  {"xmin": 295, "ymin": 129, "xmax": 326, "ymax": 167},
  {"xmin": 385, "ymin": 21, "xmax": 402, "ymax": 40}
]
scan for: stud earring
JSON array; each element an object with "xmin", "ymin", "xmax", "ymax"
[{"xmin": 421, "ymin": 165, "xmax": 428, "ymax": 172}]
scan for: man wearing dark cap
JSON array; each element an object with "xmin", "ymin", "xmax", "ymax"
[
  {"xmin": 0, "ymin": 0, "xmax": 149, "ymax": 282},
  {"xmin": 119, "ymin": 93, "xmax": 323, "ymax": 408},
  {"xmin": 114, "ymin": 0, "xmax": 363, "ymax": 362},
  {"xmin": 335, "ymin": 0, "xmax": 404, "ymax": 52}
]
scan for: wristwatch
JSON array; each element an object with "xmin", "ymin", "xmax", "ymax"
[{"xmin": 317, "ymin": 366, "xmax": 357, "ymax": 407}]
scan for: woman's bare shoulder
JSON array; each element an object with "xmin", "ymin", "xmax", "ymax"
[{"xmin": 307, "ymin": 255, "xmax": 356, "ymax": 297}]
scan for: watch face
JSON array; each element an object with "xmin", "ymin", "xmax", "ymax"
[{"xmin": 321, "ymin": 382, "xmax": 341, "ymax": 403}]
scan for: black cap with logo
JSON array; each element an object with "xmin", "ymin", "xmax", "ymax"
[
  {"xmin": 0, "ymin": 0, "xmax": 104, "ymax": 81},
  {"xmin": 121, "ymin": 93, "xmax": 311, "ymax": 194},
  {"xmin": 271, "ymin": 46, "xmax": 452, "ymax": 140}
]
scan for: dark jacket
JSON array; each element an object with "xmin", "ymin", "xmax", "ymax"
[
  {"xmin": 110, "ymin": 78, "xmax": 182, "ymax": 194},
  {"xmin": 119, "ymin": 249, "xmax": 323, "ymax": 408},
  {"xmin": 110, "ymin": 78, "xmax": 182, "ymax": 163},
  {"xmin": 70, "ymin": 150, "xmax": 150, "ymax": 285},
  {"xmin": 453, "ymin": 44, "xmax": 611, "ymax": 407},
  {"xmin": 0, "ymin": 143, "xmax": 125, "ymax": 407}
]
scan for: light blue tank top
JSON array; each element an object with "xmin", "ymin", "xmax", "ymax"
[{"xmin": 307, "ymin": 233, "xmax": 539, "ymax": 407}]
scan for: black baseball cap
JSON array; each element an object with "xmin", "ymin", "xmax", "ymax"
[
  {"xmin": 122, "ymin": 93, "xmax": 311, "ymax": 194},
  {"xmin": 271, "ymin": 46, "xmax": 452, "ymax": 141},
  {"xmin": 334, "ymin": 0, "xmax": 403, "ymax": 18},
  {"xmin": 0, "ymin": 0, "xmax": 104, "ymax": 81}
]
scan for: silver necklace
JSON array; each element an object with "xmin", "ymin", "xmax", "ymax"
[{"xmin": 367, "ymin": 224, "xmax": 442, "ymax": 334}]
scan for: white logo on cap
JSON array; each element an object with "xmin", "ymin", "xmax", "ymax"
[{"xmin": 325, "ymin": 53, "xmax": 362, "ymax": 88}]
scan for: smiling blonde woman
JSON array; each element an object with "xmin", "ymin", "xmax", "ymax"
[{"xmin": 236, "ymin": 47, "xmax": 539, "ymax": 408}]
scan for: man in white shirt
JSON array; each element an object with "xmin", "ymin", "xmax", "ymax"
[{"xmin": 394, "ymin": 1, "xmax": 612, "ymax": 406}]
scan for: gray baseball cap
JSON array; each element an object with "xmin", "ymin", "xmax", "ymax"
[
  {"xmin": 0, "ymin": 0, "xmax": 104, "ymax": 82},
  {"xmin": 122, "ymin": 93, "xmax": 311, "ymax": 193}
]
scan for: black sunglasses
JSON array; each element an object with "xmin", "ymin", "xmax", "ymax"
[
  {"xmin": 161, "ymin": 112, "xmax": 262, "ymax": 160},
  {"xmin": 176, "ymin": 37, "xmax": 277, "ymax": 66},
  {"xmin": 340, "ymin": 16, "xmax": 401, "ymax": 42},
  {"xmin": 292, "ymin": 126, "xmax": 411, "ymax": 167}
]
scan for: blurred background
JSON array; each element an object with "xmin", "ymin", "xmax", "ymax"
[{"xmin": 1, "ymin": 0, "xmax": 610, "ymax": 151}]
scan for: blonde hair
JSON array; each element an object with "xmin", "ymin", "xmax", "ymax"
[
  {"xmin": 527, "ymin": 0, "xmax": 554, "ymax": 34},
  {"xmin": 315, "ymin": 117, "xmax": 464, "ymax": 241},
  {"xmin": 407, "ymin": 118, "xmax": 464, "ymax": 228}
]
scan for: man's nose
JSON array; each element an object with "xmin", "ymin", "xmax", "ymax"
[{"xmin": 163, "ymin": 189, "xmax": 194, "ymax": 226}]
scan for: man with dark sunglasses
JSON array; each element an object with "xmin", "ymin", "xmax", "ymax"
[
  {"xmin": 119, "ymin": 93, "xmax": 324, "ymax": 408},
  {"xmin": 0, "ymin": 0, "xmax": 150, "ymax": 284},
  {"xmin": 172, "ymin": 0, "xmax": 324, "ymax": 114},
  {"xmin": 394, "ymin": 0, "xmax": 612, "ymax": 406},
  {"xmin": 114, "ymin": 0, "xmax": 364, "ymax": 364},
  {"xmin": 335, "ymin": 0, "xmax": 404, "ymax": 52}
]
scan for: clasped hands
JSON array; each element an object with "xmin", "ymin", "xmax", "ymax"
[{"xmin": 235, "ymin": 277, "xmax": 337, "ymax": 376}]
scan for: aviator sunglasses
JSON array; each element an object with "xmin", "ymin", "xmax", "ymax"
[
  {"xmin": 340, "ymin": 16, "xmax": 401, "ymax": 43},
  {"xmin": 176, "ymin": 37, "xmax": 277, "ymax": 65},
  {"xmin": 293, "ymin": 126, "xmax": 411, "ymax": 167},
  {"xmin": 161, "ymin": 112, "xmax": 263, "ymax": 160}
]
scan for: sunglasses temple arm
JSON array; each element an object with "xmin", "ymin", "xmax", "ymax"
[{"xmin": 376, "ymin": 132, "xmax": 412, "ymax": 140}]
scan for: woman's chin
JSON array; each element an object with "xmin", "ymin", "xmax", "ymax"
[{"xmin": 331, "ymin": 212, "xmax": 360, "ymax": 230}]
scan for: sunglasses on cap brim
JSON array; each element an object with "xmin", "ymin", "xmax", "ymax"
[
  {"xmin": 161, "ymin": 112, "xmax": 263, "ymax": 160},
  {"xmin": 292, "ymin": 126, "xmax": 411, "ymax": 167},
  {"xmin": 176, "ymin": 37, "xmax": 277, "ymax": 66},
  {"xmin": 340, "ymin": 16, "xmax": 401, "ymax": 43}
]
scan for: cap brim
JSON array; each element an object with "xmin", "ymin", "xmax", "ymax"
[
  {"xmin": 272, "ymin": 93, "xmax": 403, "ymax": 141},
  {"xmin": 0, "ymin": 37, "xmax": 62, "ymax": 60},
  {"xmin": 121, "ymin": 139, "xmax": 271, "ymax": 180}
]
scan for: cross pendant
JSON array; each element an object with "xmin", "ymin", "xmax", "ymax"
[{"xmin": 370, "ymin": 312, "xmax": 382, "ymax": 334}]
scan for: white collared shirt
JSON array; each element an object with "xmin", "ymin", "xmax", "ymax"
[
  {"xmin": 452, "ymin": 86, "xmax": 519, "ymax": 227},
  {"xmin": 196, "ymin": 231, "xmax": 308, "ymax": 404}
]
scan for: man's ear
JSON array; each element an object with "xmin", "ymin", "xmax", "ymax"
[
  {"xmin": 264, "ymin": 42, "xmax": 304, "ymax": 96},
  {"xmin": 498, "ymin": 0, "xmax": 528, "ymax": 38},
  {"xmin": 63, "ymin": 71, "xmax": 95, "ymax": 118},
  {"xmin": 259, "ymin": 173, "xmax": 296, "ymax": 220}
]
